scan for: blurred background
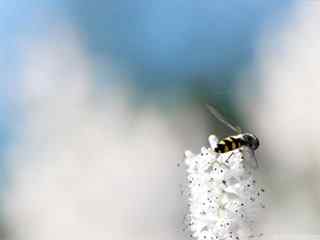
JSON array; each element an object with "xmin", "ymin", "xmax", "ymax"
[{"xmin": 0, "ymin": 0, "xmax": 320, "ymax": 239}]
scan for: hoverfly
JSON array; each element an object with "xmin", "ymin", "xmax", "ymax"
[{"xmin": 206, "ymin": 104, "xmax": 260, "ymax": 168}]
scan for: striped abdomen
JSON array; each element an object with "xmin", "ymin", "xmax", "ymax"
[{"xmin": 214, "ymin": 135, "xmax": 245, "ymax": 153}]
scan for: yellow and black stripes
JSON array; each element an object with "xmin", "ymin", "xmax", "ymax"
[{"xmin": 214, "ymin": 135, "xmax": 245, "ymax": 153}]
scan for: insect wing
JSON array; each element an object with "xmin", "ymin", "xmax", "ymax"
[{"xmin": 206, "ymin": 104, "xmax": 242, "ymax": 134}]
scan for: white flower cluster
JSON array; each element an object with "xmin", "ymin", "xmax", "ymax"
[{"xmin": 184, "ymin": 135, "xmax": 265, "ymax": 240}]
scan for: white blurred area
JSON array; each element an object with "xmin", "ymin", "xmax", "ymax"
[
  {"xmin": 3, "ymin": 27, "xmax": 209, "ymax": 240},
  {"xmin": 5, "ymin": 1, "xmax": 320, "ymax": 239},
  {"xmin": 238, "ymin": 0, "xmax": 320, "ymax": 235}
]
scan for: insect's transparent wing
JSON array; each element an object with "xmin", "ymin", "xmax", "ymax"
[
  {"xmin": 241, "ymin": 146, "xmax": 259, "ymax": 169},
  {"xmin": 206, "ymin": 104, "xmax": 242, "ymax": 134}
]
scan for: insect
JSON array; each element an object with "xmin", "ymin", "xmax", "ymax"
[{"xmin": 206, "ymin": 104, "xmax": 260, "ymax": 168}]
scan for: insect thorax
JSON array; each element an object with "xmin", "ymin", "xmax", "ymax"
[{"xmin": 241, "ymin": 133, "xmax": 259, "ymax": 150}]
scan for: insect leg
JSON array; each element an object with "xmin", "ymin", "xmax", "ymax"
[
  {"xmin": 225, "ymin": 152, "xmax": 234, "ymax": 163},
  {"xmin": 241, "ymin": 146, "xmax": 259, "ymax": 169},
  {"xmin": 252, "ymin": 151, "xmax": 259, "ymax": 169}
]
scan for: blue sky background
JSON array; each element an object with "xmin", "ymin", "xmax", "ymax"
[
  {"xmin": 0, "ymin": 0, "xmax": 294, "ymax": 87},
  {"xmin": 0, "ymin": 0, "xmax": 294, "ymax": 175}
]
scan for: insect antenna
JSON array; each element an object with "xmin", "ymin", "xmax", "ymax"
[{"xmin": 206, "ymin": 104, "xmax": 242, "ymax": 134}]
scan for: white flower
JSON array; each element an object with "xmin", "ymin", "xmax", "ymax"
[{"xmin": 184, "ymin": 135, "xmax": 265, "ymax": 240}]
